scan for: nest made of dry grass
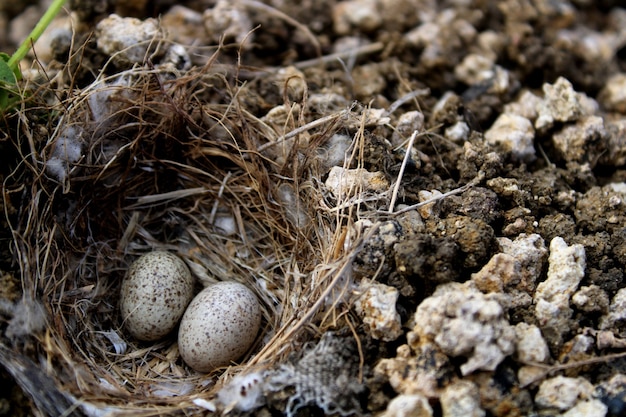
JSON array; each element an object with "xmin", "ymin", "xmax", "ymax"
[{"xmin": 0, "ymin": 47, "xmax": 386, "ymax": 416}]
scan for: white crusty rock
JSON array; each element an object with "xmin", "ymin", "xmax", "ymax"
[
  {"xmin": 551, "ymin": 115, "xmax": 606, "ymax": 167},
  {"xmin": 332, "ymin": 0, "xmax": 382, "ymax": 35},
  {"xmin": 535, "ymin": 77, "xmax": 585, "ymax": 130},
  {"xmin": 560, "ymin": 400, "xmax": 608, "ymax": 417},
  {"xmin": 503, "ymin": 90, "xmax": 542, "ymax": 120},
  {"xmin": 392, "ymin": 110, "xmax": 425, "ymax": 146},
  {"xmin": 484, "ymin": 113, "xmax": 536, "ymax": 162},
  {"xmin": 599, "ymin": 287, "xmax": 626, "ymax": 332},
  {"xmin": 354, "ymin": 279, "xmax": 402, "ymax": 341},
  {"xmin": 498, "ymin": 233, "xmax": 548, "ymax": 293},
  {"xmin": 413, "ymin": 282, "xmax": 515, "ymax": 375},
  {"xmin": 598, "ymin": 73, "xmax": 626, "ymax": 114},
  {"xmin": 534, "ymin": 237, "xmax": 585, "ymax": 347},
  {"xmin": 325, "ymin": 166, "xmax": 389, "ymax": 198},
  {"xmin": 534, "ymin": 376, "xmax": 594, "ymax": 411},
  {"xmin": 95, "ymin": 14, "xmax": 162, "ymax": 66},
  {"xmin": 380, "ymin": 393, "xmax": 433, "ymax": 417},
  {"xmin": 514, "ymin": 323, "xmax": 550, "ymax": 363},
  {"xmin": 203, "ymin": 0, "xmax": 253, "ymax": 47},
  {"xmin": 440, "ymin": 381, "xmax": 485, "ymax": 417}
]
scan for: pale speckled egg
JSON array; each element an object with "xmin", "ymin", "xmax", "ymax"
[
  {"xmin": 178, "ymin": 281, "xmax": 262, "ymax": 372},
  {"xmin": 120, "ymin": 251, "xmax": 194, "ymax": 341}
]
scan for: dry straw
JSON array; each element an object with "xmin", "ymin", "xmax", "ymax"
[{"xmin": 1, "ymin": 40, "xmax": 383, "ymax": 415}]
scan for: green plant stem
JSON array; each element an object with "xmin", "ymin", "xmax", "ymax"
[{"xmin": 7, "ymin": 0, "xmax": 67, "ymax": 72}]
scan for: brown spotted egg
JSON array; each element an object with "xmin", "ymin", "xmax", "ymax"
[
  {"xmin": 178, "ymin": 281, "xmax": 261, "ymax": 372},
  {"xmin": 120, "ymin": 251, "xmax": 194, "ymax": 341}
]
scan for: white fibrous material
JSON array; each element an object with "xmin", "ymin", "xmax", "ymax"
[
  {"xmin": 534, "ymin": 237, "xmax": 586, "ymax": 347},
  {"xmin": 45, "ymin": 125, "xmax": 84, "ymax": 183},
  {"xmin": 264, "ymin": 332, "xmax": 364, "ymax": 417},
  {"xmin": 354, "ymin": 279, "xmax": 402, "ymax": 341},
  {"xmin": 217, "ymin": 372, "xmax": 266, "ymax": 412},
  {"xmin": 88, "ymin": 75, "xmax": 133, "ymax": 125},
  {"xmin": 413, "ymin": 282, "xmax": 515, "ymax": 376}
]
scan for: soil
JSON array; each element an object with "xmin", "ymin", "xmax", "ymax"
[{"xmin": 2, "ymin": 0, "xmax": 626, "ymax": 416}]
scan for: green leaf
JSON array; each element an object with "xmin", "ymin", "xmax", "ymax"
[{"xmin": 0, "ymin": 53, "xmax": 17, "ymax": 85}]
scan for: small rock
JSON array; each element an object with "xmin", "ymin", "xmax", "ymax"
[
  {"xmin": 381, "ymin": 393, "xmax": 433, "ymax": 417},
  {"xmin": 325, "ymin": 166, "xmax": 390, "ymax": 198},
  {"xmin": 599, "ymin": 287, "xmax": 626, "ymax": 333},
  {"xmin": 535, "ymin": 77, "xmax": 584, "ymax": 131},
  {"xmin": 571, "ymin": 285, "xmax": 609, "ymax": 313},
  {"xmin": 560, "ymin": 400, "xmax": 608, "ymax": 417},
  {"xmin": 504, "ymin": 90, "xmax": 542, "ymax": 120},
  {"xmin": 374, "ymin": 342, "xmax": 454, "ymax": 398},
  {"xmin": 413, "ymin": 282, "xmax": 516, "ymax": 376},
  {"xmin": 455, "ymin": 53, "xmax": 495, "ymax": 85},
  {"xmin": 95, "ymin": 14, "xmax": 162, "ymax": 67},
  {"xmin": 534, "ymin": 237, "xmax": 586, "ymax": 349},
  {"xmin": 354, "ymin": 279, "xmax": 402, "ymax": 342},
  {"xmin": 161, "ymin": 5, "xmax": 206, "ymax": 46},
  {"xmin": 551, "ymin": 116, "xmax": 606, "ymax": 167},
  {"xmin": 440, "ymin": 381, "xmax": 485, "ymax": 417},
  {"xmin": 392, "ymin": 111, "xmax": 425, "ymax": 146},
  {"xmin": 484, "ymin": 113, "xmax": 536, "ymax": 162},
  {"xmin": 332, "ymin": 0, "xmax": 382, "ymax": 35},
  {"xmin": 203, "ymin": 0, "xmax": 253, "ymax": 47},
  {"xmin": 598, "ymin": 73, "xmax": 626, "ymax": 114},
  {"xmin": 445, "ymin": 121, "xmax": 470, "ymax": 143},
  {"xmin": 274, "ymin": 66, "xmax": 307, "ymax": 102},
  {"xmin": 472, "ymin": 253, "xmax": 520, "ymax": 294},
  {"xmin": 515, "ymin": 323, "xmax": 550, "ymax": 363},
  {"xmin": 498, "ymin": 233, "xmax": 548, "ymax": 293},
  {"xmin": 534, "ymin": 376, "xmax": 594, "ymax": 411}
]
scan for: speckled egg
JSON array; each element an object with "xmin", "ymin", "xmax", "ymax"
[
  {"xmin": 120, "ymin": 251, "xmax": 194, "ymax": 341},
  {"xmin": 178, "ymin": 281, "xmax": 262, "ymax": 372}
]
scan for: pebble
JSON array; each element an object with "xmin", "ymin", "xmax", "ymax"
[
  {"xmin": 498, "ymin": 233, "xmax": 548, "ymax": 293},
  {"xmin": 598, "ymin": 73, "xmax": 626, "ymax": 114},
  {"xmin": 440, "ymin": 381, "xmax": 485, "ymax": 417},
  {"xmin": 354, "ymin": 279, "xmax": 402, "ymax": 342},
  {"xmin": 535, "ymin": 77, "xmax": 584, "ymax": 131},
  {"xmin": 161, "ymin": 6, "xmax": 206, "ymax": 46},
  {"xmin": 534, "ymin": 376, "xmax": 594, "ymax": 411},
  {"xmin": 413, "ymin": 282, "xmax": 515, "ymax": 376},
  {"xmin": 599, "ymin": 287, "xmax": 626, "ymax": 332},
  {"xmin": 571, "ymin": 285, "xmax": 609, "ymax": 313},
  {"xmin": 392, "ymin": 111, "xmax": 425, "ymax": 146},
  {"xmin": 454, "ymin": 53, "xmax": 495, "ymax": 85},
  {"xmin": 95, "ymin": 14, "xmax": 162, "ymax": 67},
  {"xmin": 325, "ymin": 166, "xmax": 390, "ymax": 198},
  {"xmin": 551, "ymin": 115, "xmax": 606, "ymax": 167},
  {"xmin": 203, "ymin": 0, "xmax": 253, "ymax": 47},
  {"xmin": 504, "ymin": 90, "xmax": 542, "ymax": 120},
  {"xmin": 484, "ymin": 113, "xmax": 536, "ymax": 162},
  {"xmin": 332, "ymin": 0, "xmax": 382, "ymax": 35},
  {"xmin": 514, "ymin": 323, "xmax": 550, "ymax": 363},
  {"xmin": 381, "ymin": 393, "xmax": 433, "ymax": 417},
  {"xmin": 471, "ymin": 253, "xmax": 519, "ymax": 294},
  {"xmin": 534, "ymin": 237, "xmax": 586, "ymax": 348},
  {"xmin": 560, "ymin": 400, "xmax": 608, "ymax": 417}
]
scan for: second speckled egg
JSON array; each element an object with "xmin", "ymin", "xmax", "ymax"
[{"xmin": 178, "ymin": 281, "xmax": 262, "ymax": 372}]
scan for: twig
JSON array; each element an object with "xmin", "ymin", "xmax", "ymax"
[
  {"xmin": 388, "ymin": 130, "xmax": 418, "ymax": 213},
  {"xmin": 389, "ymin": 172, "xmax": 484, "ymax": 215}
]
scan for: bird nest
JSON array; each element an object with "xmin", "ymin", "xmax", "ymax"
[{"xmin": 1, "ymin": 57, "xmax": 379, "ymax": 415}]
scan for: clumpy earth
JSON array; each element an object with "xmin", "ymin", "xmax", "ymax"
[{"xmin": 2, "ymin": 0, "xmax": 626, "ymax": 416}]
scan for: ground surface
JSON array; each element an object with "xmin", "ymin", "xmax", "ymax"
[{"xmin": 2, "ymin": 0, "xmax": 626, "ymax": 416}]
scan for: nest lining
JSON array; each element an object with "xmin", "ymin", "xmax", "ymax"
[{"xmin": 1, "ymin": 53, "xmax": 381, "ymax": 416}]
